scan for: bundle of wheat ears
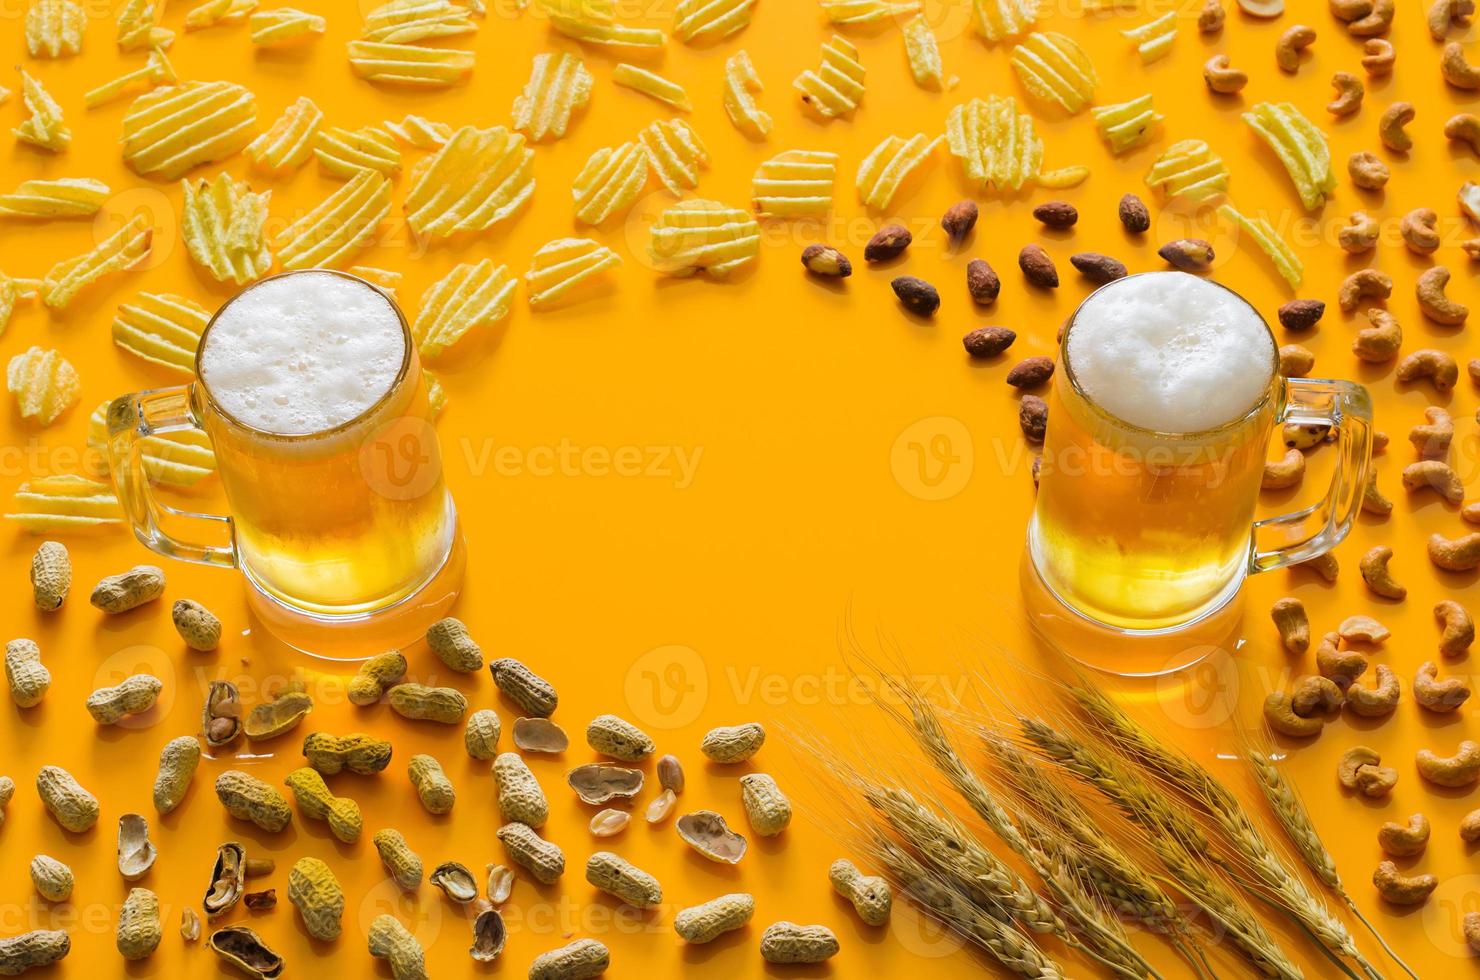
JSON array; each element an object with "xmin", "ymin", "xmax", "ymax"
[{"xmin": 827, "ymin": 666, "xmax": 1414, "ymax": 980}]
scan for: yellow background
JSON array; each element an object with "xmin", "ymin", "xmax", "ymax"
[{"xmin": 2, "ymin": 0, "xmax": 1479, "ymax": 975}]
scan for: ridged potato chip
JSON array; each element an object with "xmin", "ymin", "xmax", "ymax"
[
  {"xmin": 13, "ymin": 70, "xmax": 71, "ymax": 152},
  {"xmin": 246, "ymin": 96, "xmax": 321, "ymax": 172},
  {"xmin": 819, "ymin": 0, "xmax": 919, "ymax": 23},
  {"xmin": 1122, "ymin": 11, "xmax": 1175, "ymax": 63},
  {"xmin": 572, "ymin": 141, "xmax": 648, "ymax": 225},
  {"xmin": 526, "ymin": 238, "xmax": 621, "ymax": 309},
  {"xmin": 1145, "ymin": 139, "xmax": 1228, "ymax": 203},
  {"xmin": 674, "ymin": 0, "xmax": 755, "ymax": 43},
  {"xmin": 122, "ymin": 81, "xmax": 258, "ymax": 179},
  {"xmin": 1010, "ymin": 32, "xmax": 1096, "ymax": 114},
  {"xmin": 902, "ymin": 15, "xmax": 944, "ymax": 91},
  {"xmin": 0, "ymin": 178, "xmax": 109, "ymax": 219},
  {"xmin": 184, "ymin": 0, "xmax": 257, "ymax": 30},
  {"xmin": 7, "ymin": 347, "xmax": 79, "ymax": 426},
  {"xmin": 404, "ymin": 125, "xmax": 534, "ymax": 238},
  {"xmin": 424, "ymin": 369, "xmax": 446, "ymax": 418},
  {"xmin": 752, "ymin": 150, "xmax": 838, "ymax": 218},
  {"xmin": 613, "ymin": 64, "xmax": 691, "ymax": 111},
  {"xmin": 347, "ymin": 40, "xmax": 475, "ymax": 86},
  {"xmin": 1219, "ymin": 203, "xmax": 1302, "ymax": 287},
  {"xmin": 537, "ymin": 0, "xmax": 666, "ymax": 48},
  {"xmin": 43, "ymin": 213, "xmax": 152, "ymax": 309},
  {"xmin": 857, "ymin": 133, "xmax": 942, "ymax": 210},
  {"xmin": 795, "ymin": 35, "xmax": 865, "ymax": 119},
  {"xmin": 384, "ymin": 114, "xmax": 452, "ymax": 148},
  {"xmin": 1091, "ymin": 95, "xmax": 1162, "ymax": 154},
  {"xmin": 413, "ymin": 258, "xmax": 516, "ymax": 358},
  {"xmin": 640, "ymin": 118, "xmax": 709, "ymax": 195},
  {"xmin": 511, "ymin": 52, "xmax": 593, "ymax": 142},
  {"xmin": 972, "ymin": 0, "xmax": 1040, "ymax": 41},
  {"xmin": 315, "ymin": 124, "xmax": 402, "ymax": 179},
  {"xmin": 1243, "ymin": 102, "xmax": 1334, "ymax": 211},
  {"xmin": 349, "ymin": 266, "xmax": 403, "ymax": 296},
  {"xmin": 112, "ymin": 291, "xmax": 210, "ymax": 374},
  {"xmin": 181, "ymin": 174, "xmax": 273, "ymax": 284},
  {"xmin": 6, "ymin": 474, "xmax": 123, "ymax": 533},
  {"xmin": 274, "ymin": 169, "xmax": 391, "ymax": 269},
  {"xmin": 361, "ymin": 0, "xmax": 477, "ymax": 43},
  {"xmin": 723, "ymin": 50, "xmax": 771, "ymax": 139},
  {"xmin": 85, "ymin": 49, "xmax": 177, "ymax": 108},
  {"xmin": 26, "ymin": 0, "xmax": 85, "ymax": 58},
  {"xmin": 1037, "ymin": 165, "xmax": 1088, "ymax": 188},
  {"xmin": 250, "ymin": 7, "xmax": 326, "ymax": 45},
  {"xmin": 117, "ymin": 0, "xmax": 174, "ymax": 50},
  {"xmin": 0, "ymin": 275, "xmax": 42, "ymax": 335},
  {"xmin": 87, "ymin": 402, "xmax": 217, "ymax": 487},
  {"xmin": 648, "ymin": 199, "xmax": 760, "ymax": 278},
  {"xmin": 946, "ymin": 95, "xmax": 1042, "ymax": 191}
]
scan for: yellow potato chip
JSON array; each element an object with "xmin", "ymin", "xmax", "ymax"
[
  {"xmin": 0, "ymin": 86, "xmax": 11, "ymax": 105},
  {"xmin": 6, "ymin": 474, "xmax": 123, "ymax": 533},
  {"xmin": 26, "ymin": 0, "xmax": 85, "ymax": 58},
  {"xmin": 117, "ymin": 0, "xmax": 174, "ymax": 51},
  {"xmin": 412, "ymin": 258, "xmax": 516, "ymax": 358},
  {"xmin": 85, "ymin": 49, "xmax": 177, "ymax": 108},
  {"xmin": 1091, "ymin": 94, "xmax": 1163, "ymax": 154},
  {"xmin": 536, "ymin": 0, "xmax": 665, "ymax": 48},
  {"xmin": 856, "ymin": 133, "xmax": 942, "ymax": 210},
  {"xmin": 648, "ymin": 199, "xmax": 760, "ymax": 278},
  {"xmin": 112, "ymin": 291, "xmax": 210, "ymax": 374},
  {"xmin": 13, "ymin": 70, "xmax": 71, "ymax": 152},
  {"xmin": 87, "ymin": 401, "xmax": 217, "ymax": 487},
  {"xmin": 181, "ymin": 174, "xmax": 273, "ymax": 284},
  {"xmin": 1010, "ymin": 31, "xmax": 1096, "ymax": 115},
  {"xmin": 404, "ymin": 125, "xmax": 534, "ymax": 238},
  {"xmin": 315, "ymin": 124, "xmax": 402, "ymax": 179},
  {"xmin": 361, "ymin": 0, "xmax": 477, "ymax": 43},
  {"xmin": 819, "ymin": 0, "xmax": 920, "ymax": 23},
  {"xmin": 122, "ymin": 81, "xmax": 258, "ymax": 179},
  {"xmin": 273, "ymin": 169, "xmax": 391, "ymax": 270},
  {"xmin": 1219, "ymin": 203, "xmax": 1302, "ymax": 288},
  {"xmin": 526, "ymin": 238, "xmax": 621, "ymax": 309},
  {"xmin": 1036, "ymin": 165, "xmax": 1088, "ymax": 188},
  {"xmin": 902, "ymin": 14, "xmax": 944, "ymax": 91},
  {"xmin": 572, "ymin": 141, "xmax": 648, "ymax": 225},
  {"xmin": 0, "ymin": 178, "xmax": 109, "ymax": 219},
  {"xmin": 673, "ymin": 0, "xmax": 755, "ymax": 43},
  {"xmin": 383, "ymin": 114, "xmax": 452, "ymax": 148},
  {"xmin": 946, "ymin": 95, "xmax": 1042, "ymax": 191},
  {"xmin": 348, "ymin": 266, "xmax": 403, "ymax": 297},
  {"xmin": 7, "ymin": 347, "xmax": 79, "ymax": 426},
  {"xmin": 250, "ymin": 7, "xmax": 326, "ymax": 45},
  {"xmin": 795, "ymin": 35, "xmax": 866, "ymax": 120},
  {"xmin": 613, "ymin": 64, "xmax": 691, "ymax": 112},
  {"xmin": 424, "ymin": 369, "xmax": 446, "ymax": 418},
  {"xmin": 246, "ymin": 96, "xmax": 321, "ymax": 172},
  {"xmin": 0, "ymin": 274, "xmax": 42, "ymax": 335},
  {"xmin": 347, "ymin": 40, "xmax": 475, "ymax": 86},
  {"xmin": 1145, "ymin": 139, "xmax": 1229, "ymax": 203},
  {"xmin": 752, "ymin": 150, "xmax": 838, "ymax": 218},
  {"xmin": 1243, "ymin": 102, "xmax": 1334, "ymax": 212},
  {"xmin": 723, "ymin": 50, "xmax": 772, "ymax": 139},
  {"xmin": 184, "ymin": 0, "xmax": 257, "ymax": 30},
  {"xmin": 511, "ymin": 52, "xmax": 593, "ymax": 143},
  {"xmin": 972, "ymin": 0, "xmax": 1040, "ymax": 41},
  {"xmin": 1122, "ymin": 11, "xmax": 1175, "ymax": 63},
  {"xmin": 640, "ymin": 118, "xmax": 709, "ymax": 195},
  {"xmin": 43, "ymin": 213, "xmax": 152, "ymax": 309}
]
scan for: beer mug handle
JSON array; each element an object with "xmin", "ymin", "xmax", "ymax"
[
  {"xmin": 1249, "ymin": 378, "xmax": 1374, "ymax": 574},
  {"xmin": 106, "ymin": 386, "xmax": 238, "ymax": 569}
]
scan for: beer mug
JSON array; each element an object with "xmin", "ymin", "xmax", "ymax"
[
  {"xmin": 1028, "ymin": 272, "xmax": 1372, "ymax": 635},
  {"xmin": 106, "ymin": 270, "xmax": 464, "ymax": 654}
]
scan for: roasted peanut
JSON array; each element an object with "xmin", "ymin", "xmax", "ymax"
[
  {"xmin": 36, "ymin": 766, "xmax": 98, "ymax": 832},
  {"xmin": 90, "ymin": 565, "xmax": 164, "ymax": 614},
  {"xmin": 1339, "ymin": 268, "xmax": 1392, "ymax": 311},
  {"xmin": 674, "ymin": 893, "xmax": 755, "ymax": 944},
  {"xmin": 701, "ymin": 722, "xmax": 766, "ymax": 763},
  {"xmin": 1403, "ymin": 460, "xmax": 1464, "ymax": 501},
  {"xmin": 830, "ymin": 859, "xmax": 892, "ymax": 926},
  {"xmin": 590, "ymin": 808, "xmax": 630, "ymax": 836},
  {"xmin": 496, "ymin": 821, "xmax": 564, "ymax": 884},
  {"xmin": 1430, "ymin": 532, "xmax": 1480, "ymax": 571},
  {"xmin": 426, "ymin": 617, "xmax": 482, "ymax": 672},
  {"xmin": 1416, "ymin": 267, "xmax": 1469, "ymax": 325},
  {"xmin": 408, "ymin": 754, "xmax": 455, "ymax": 815},
  {"xmin": 172, "ymin": 599, "xmax": 221, "ymax": 651},
  {"xmin": 1338, "ymin": 212, "xmax": 1380, "ymax": 253},
  {"xmin": 1347, "ymin": 151, "xmax": 1388, "ymax": 189},
  {"xmin": 586, "ymin": 714, "xmax": 655, "ymax": 762},
  {"xmin": 373, "ymin": 829, "xmax": 423, "ymax": 891},
  {"xmin": 152, "ymin": 736, "xmax": 200, "ymax": 814},
  {"xmin": 30, "ymin": 541, "xmax": 69, "ymax": 611},
  {"xmin": 201, "ymin": 680, "xmax": 242, "ymax": 748},
  {"xmin": 5, "ymin": 639, "xmax": 49, "ymax": 708},
  {"xmin": 387, "ymin": 683, "xmax": 466, "ymax": 724},
  {"xmin": 1446, "ymin": 113, "xmax": 1480, "ymax": 153},
  {"xmin": 117, "ymin": 888, "xmax": 161, "ymax": 960},
  {"xmin": 117, "ymin": 813, "xmax": 156, "ymax": 881},
  {"xmin": 1270, "ymin": 598, "xmax": 1309, "ymax": 654},
  {"xmin": 585, "ymin": 851, "xmax": 662, "ymax": 908},
  {"xmin": 1379, "ymin": 814, "xmax": 1430, "ymax": 857},
  {"xmin": 1410, "ymin": 406, "xmax": 1453, "ymax": 460},
  {"xmin": 1337, "ymin": 746, "xmax": 1382, "ymax": 788},
  {"xmin": 489, "ymin": 658, "xmax": 557, "ymax": 717},
  {"xmin": 1291, "ymin": 675, "xmax": 1344, "ymax": 717},
  {"xmin": 1360, "ymin": 545, "xmax": 1406, "ymax": 599},
  {"xmin": 1275, "ymin": 25, "xmax": 1316, "ymax": 72},
  {"xmin": 1378, "ymin": 102, "xmax": 1415, "ymax": 152},
  {"xmin": 1203, "ymin": 54, "xmax": 1248, "ymax": 93},
  {"xmin": 288, "ymin": 857, "xmax": 342, "ymax": 942},
  {"xmin": 487, "ymin": 864, "xmax": 514, "ymax": 904},
  {"xmin": 1373, "ymin": 862, "xmax": 1437, "ymax": 906},
  {"xmin": 0, "ymin": 930, "xmax": 69, "ymax": 974},
  {"xmin": 1435, "ymin": 600, "xmax": 1475, "ymax": 655},
  {"xmin": 494, "ymin": 752, "xmax": 547, "ymax": 827},
  {"xmin": 1361, "ymin": 38, "xmax": 1395, "ymax": 75},
  {"xmin": 1327, "ymin": 73, "xmax": 1364, "ymax": 116},
  {"xmin": 740, "ymin": 773, "xmax": 791, "ymax": 836},
  {"xmin": 1262, "ymin": 449, "xmax": 1305, "ymax": 489},
  {"xmin": 347, "ymin": 650, "xmax": 406, "ymax": 706},
  {"xmin": 30, "ymin": 855, "xmax": 72, "ymax": 902},
  {"xmin": 657, "ymin": 754, "xmax": 684, "ymax": 794},
  {"xmin": 284, "ymin": 767, "xmax": 361, "ymax": 842},
  {"xmin": 1264, "ymin": 692, "xmax": 1324, "ymax": 737},
  {"xmin": 1443, "ymin": 42, "xmax": 1480, "ymax": 89},
  {"xmin": 1418, "ymin": 740, "xmax": 1480, "ymax": 786},
  {"xmin": 215, "ymin": 770, "xmax": 292, "ymax": 833},
  {"xmin": 0, "ymin": 777, "xmax": 13, "ymax": 826},
  {"xmin": 464, "ymin": 709, "xmax": 501, "ymax": 761},
  {"xmin": 761, "ymin": 922, "xmax": 839, "ymax": 964},
  {"xmin": 1317, "ymin": 632, "xmax": 1367, "ymax": 689},
  {"xmin": 86, "ymin": 674, "xmax": 162, "ymax": 724},
  {"xmin": 645, "ymin": 789, "xmax": 677, "ymax": 824},
  {"xmin": 368, "ymin": 915, "xmax": 427, "ymax": 980},
  {"xmin": 303, "ymin": 732, "xmax": 392, "ymax": 775},
  {"xmin": 1415, "ymin": 661, "xmax": 1471, "ymax": 712},
  {"xmin": 429, "ymin": 862, "xmax": 477, "ymax": 903},
  {"xmin": 529, "ymin": 939, "xmax": 608, "ymax": 980}
]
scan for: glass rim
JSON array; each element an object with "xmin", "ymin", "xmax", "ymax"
[
  {"xmin": 1059, "ymin": 272, "xmax": 1282, "ymax": 441},
  {"xmin": 192, "ymin": 269, "xmax": 415, "ymax": 441}
]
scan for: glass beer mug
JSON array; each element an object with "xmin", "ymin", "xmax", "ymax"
[
  {"xmin": 107, "ymin": 270, "xmax": 464, "ymax": 655},
  {"xmin": 1027, "ymin": 273, "xmax": 1372, "ymax": 636}
]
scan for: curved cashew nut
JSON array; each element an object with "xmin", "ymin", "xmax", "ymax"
[
  {"xmin": 1416, "ymin": 267, "xmax": 1469, "ymax": 325},
  {"xmin": 1326, "ymin": 72, "xmax": 1364, "ymax": 116},
  {"xmin": 1276, "ymin": 25, "xmax": 1316, "ymax": 72},
  {"xmin": 1402, "ymin": 459, "xmax": 1465, "ymax": 501},
  {"xmin": 1347, "ymin": 151, "xmax": 1388, "ymax": 189},
  {"xmin": 1415, "ymin": 661, "xmax": 1472, "ymax": 712},
  {"xmin": 1337, "ymin": 746, "xmax": 1381, "ymax": 787},
  {"xmin": 1199, "ymin": 0, "xmax": 1226, "ymax": 32},
  {"xmin": 1378, "ymin": 102, "xmax": 1415, "ymax": 152},
  {"xmin": 1460, "ymin": 808, "xmax": 1480, "ymax": 842},
  {"xmin": 1317, "ymin": 631, "xmax": 1368, "ymax": 688},
  {"xmin": 1360, "ymin": 38, "xmax": 1395, "ymax": 75},
  {"xmin": 1400, "ymin": 208, "xmax": 1441, "ymax": 254},
  {"xmin": 1203, "ymin": 54, "xmax": 1248, "ymax": 93},
  {"xmin": 1340, "ymin": 615, "xmax": 1390, "ymax": 643},
  {"xmin": 1338, "ymin": 268, "xmax": 1392, "ymax": 311},
  {"xmin": 1359, "ymin": 545, "xmax": 1406, "ymax": 599},
  {"xmin": 1348, "ymin": 0, "xmax": 1395, "ymax": 35},
  {"xmin": 1446, "ymin": 113, "xmax": 1480, "ymax": 153},
  {"xmin": 1331, "ymin": 0, "xmax": 1373, "ymax": 20},
  {"xmin": 1353, "ymin": 309, "xmax": 1402, "ymax": 363},
  {"xmin": 1347, "ymin": 664, "xmax": 1400, "ymax": 716},
  {"xmin": 1444, "ymin": 42, "xmax": 1480, "ymax": 89},
  {"xmin": 1278, "ymin": 344, "xmax": 1314, "ymax": 377},
  {"xmin": 1466, "ymin": 500, "xmax": 1480, "ymax": 522},
  {"xmin": 1417, "ymin": 739, "xmax": 1480, "ymax": 786},
  {"xmin": 1337, "ymin": 212, "xmax": 1380, "ymax": 253},
  {"xmin": 1430, "ymin": 532, "xmax": 1480, "ymax": 571},
  {"xmin": 1291, "ymin": 675, "xmax": 1345, "ymax": 716},
  {"xmin": 1409, "ymin": 406, "xmax": 1454, "ymax": 460},
  {"xmin": 1363, "ymin": 474, "xmax": 1394, "ymax": 515},
  {"xmin": 1396, "ymin": 349, "xmax": 1460, "ymax": 392},
  {"xmin": 1373, "ymin": 862, "xmax": 1437, "ymax": 905},
  {"xmin": 1262, "ymin": 448, "xmax": 1305, "ymax": 489},
  {"xmin": 1300, "ymin": 552, "xmax": 1340, "ymax": 581},
  {"xmin": 1378, "ymin": 813, "xmax": 1431, "ymax": 856},
  {"xmin": 1430, "ymin": 0, "xmax": 1476, "ymax": 39},
  {"xmin": 1356, "ymin": 762, "xmax": 1400, "ymax": 796},
  {"xmin": 1372, "ymin": 430, "xmax": 1390, "ymax": 452},
  {"xmin": 1270, "ymin": 597, "xmax": 1310, "ymax": 654},
  {"xmin": 1435, "ymin": 599, "xmax": 1475, "ymax": 656},
  {"xmin": 1263, "ymin": 691, "xmax": 1323, "ymax": 737}
]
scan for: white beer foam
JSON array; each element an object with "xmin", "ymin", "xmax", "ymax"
[
  {"xmin": 1065, "ymin": 272, "xmax": 1275, "ymax": 433},
  {"xmin": 199, "ymin": 272, "xmax": 405, "ymax": 436}
]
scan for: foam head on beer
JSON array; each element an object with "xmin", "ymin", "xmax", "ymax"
[
  {"xmin": 199, "ymin": 271, "xmax": 406, "ymax": 436},
  {"xmin": 1064, "ymin": 271, "xmax": 1276, "ymax": 434}
]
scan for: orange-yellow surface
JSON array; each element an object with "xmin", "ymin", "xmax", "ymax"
[{"xmin": 2, "ymin": 0, "xmax": 1480, "ymax": 976}]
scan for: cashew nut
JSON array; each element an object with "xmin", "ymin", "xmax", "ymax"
[
  {"xmin": 1300, "ymin": 552, "xmax": 1340, "ymax": 581},
  {"xmin": 1347, "ymin": 151, "xmax": 1388, "ymax": 189},
  {"xmin": 1238, "ymin": 0, "xmax": 1284, "ymax": 15},
  {"xmin": 1409, "ymin": 406, "xmax": 1453, "ymax": 461},
  {"xmin": 1403, "ymin": 460, "xmax": 1465, "ymax": 501},
  {"xmin": 1446, "ymin": 113, "xmax": 1480, "ymax": 154},
  {"xmin": 1464, "ymin": 238, "xmax": 1480, "ymax": 259},
  {"xmin": 1331, "ymin": 0, "xmax": 1373, "ymax": 20},
  {"xmin": 1203, "ymin": 55, "xmax": 1248, "ymax": 94},
  {"xmin": 1435, "ymin": 599, "xmax": 1475, "ymax": 655},
  {"xmin": 1417, "ymin": 739, "xmax": 1480, "ymax": 786},
  {"xmin": 1276, "ymin": 25, "xmax": 1316, "ymax": 72},
  {"xmin": 1362, "ymin": 474, "xmax": 1394, "ymax": 515},
  {"xmin": 1416, "ymin": 267, "xmax": 1469, "ymax": 325},
  {"xmin": 1317, "ymin": 632, "xmax": 1368, "ymax": 688},
  {"xmin": 1338, "ymin": 746, "xmax": 1382, "ymax": 787},
  {"xmin": 1415, "ymin": 661, "xmax": 1472, "ymax": 712},
  {"xmin": 1378, "ymin": 102, "xmax": 1415, "ymax": 152},
  {"xmin": 1348, "ymin": 0, "xmax": 1394, "ymax": 35},
  {"xmin": 1355, "ymin": 762, "xmax": 1400, "ymax": 796},
  {"xmin": 1373, "ymin": 863, "xmax": 1436, "ymax": 907},
  {"xmin": 1373, "ymin": 430, "xmax": 1390, "ymax": 453},
  {"xmin": 1353, "ymin": 309, "xmax": 1402, "ymax": 363},
  {"xmin": 1326, "ymin": 73, "xmax": 1364, "ymax": 116},
  {"xmin": 1359, "ymin": 545, "xmax": 1406, "ymax": 599},
  {"xmin": 1337, "ymin": 212, "xmax": 1380, "ymax": 253},
  {"xmin": 1263, "ymin": 691, "xmax": 1324, "ymax": 737},
  {"xmin": 1443, "ymin": 42, "xmax": 1480, "ymax": 90},
  {"xmin": 1378, "ymin": 814, "xmax": 1431, "ymax": 857},
  {"xmin": 1338, "ymin": 268, "xmax": 1392, "ymax": 311},
  {"xmin": 1291, "ymin": 675, "xmax": 1345, "ymax": 717},
  {"xmin": 1467, "ymin": 500, "xmax": 1480, "ymax": 523},
  {"xmin": 1396, "ymin": 349, "xmax": 1460, "ymax": 392},
  {"xmin": 1278, "ymin": 344, "xmax": 1314, "ymax": 378},
  {"xmin": 1340, "ymin": 615, "xmax": 1390, "ymax": 643},
  {"xmin": 1461, "ymin": 809, "xmax": 1480, "ymax": 842},
  {"xmin": 1360, "ymin": 39, "xmax": 1395, "ymax": 75},
  {"xmin": 1430, "ymin": 532, "xmax": 1480, "ymax": 571},
  {"xmin": 1262, "ymin": 448, "xmax": 1305, "ymax": 489},
  {"xmin": 1400, "ymin": 208, "xmax": 1441, "ymax": 254},
  {"xmin": 1347, "ymin": 665, "xmax": 1400, "ymax": 716},
  {"xmin": 1271, "ymin": 597, "xmax": 1310, "ymax": 654},
  {"xmin": 1430, "ymin": 0, "xmax": 1476, "ymax": 39},
  {"xmin": 1199, "ymin": 0, "xmax": 1225, "ymax": 32}
]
